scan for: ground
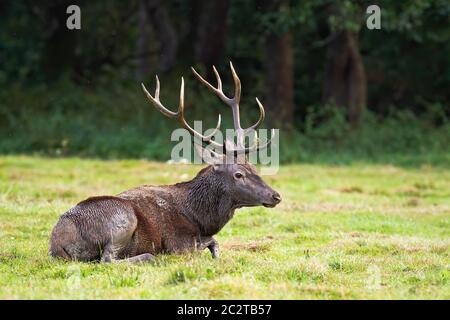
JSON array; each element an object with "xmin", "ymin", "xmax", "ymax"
[{"xmin": 0, "ymin": 156, "xmax": 448, "ymax": 299}]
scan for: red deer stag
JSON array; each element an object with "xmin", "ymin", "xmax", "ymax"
[{"xmin": 49, "ymin": 62, "xmax": 281, "ymax": 263}]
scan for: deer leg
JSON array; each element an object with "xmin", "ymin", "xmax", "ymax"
[
  {"xmin": 100, "ymin": 243, "xmax": 116, "ymax": 263},
  {"xmin": 120, "ymin": 253, "xmax": 156, "ymax": 264},
  {"xmin": 101, "ymin": 243, "xmax": 155, "ymax": 264},
  {"xmin": 199, "ymin": 237, "xmax": 220, "ymax": 259},
  {"xmin": 209, "ymin": 241, "xmax": 220, "ymax": 259}
]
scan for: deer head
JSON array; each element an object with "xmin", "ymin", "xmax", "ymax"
[{"xmin": 141, "ymin": 62, "xmax": 281, "ymax": 210}]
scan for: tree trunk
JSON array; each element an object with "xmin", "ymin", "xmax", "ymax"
[
  {"xmin": 264, "ymin": 31, "xmax": 295, "ymax": 129},
  {"xmin": 135, "ymin": 0, "xmax": 151, "ymax": 81},
  {"xmin": 144, "ymin": 0, "xmax": 178, "ymax": 72},
  {"xmin": 323, "ymin": 30, "xmax": 367, "ymax": 126},
  {"xmin": 195, "ymin": 0, "xmax": 230, "ymax": 78},
  {"xmin": 41, "ymin": 0, "xmax": 78, "ymax": 81}
]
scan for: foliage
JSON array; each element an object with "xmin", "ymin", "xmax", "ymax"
[
  {"xmin": 0, "ymin": 1, "xmax": 448, "ymax": 164},
  {"xmin": 0, "ymin": 1, "xmax": 448, "ymax": 117},
  {"xmin": 1, "ymin": 82, "xmax": 448, "ymax": 166}
]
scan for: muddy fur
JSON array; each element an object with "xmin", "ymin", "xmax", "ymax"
[{"xmin": 49, "ymin": 163, "xmax": 281, "ymax": 263}]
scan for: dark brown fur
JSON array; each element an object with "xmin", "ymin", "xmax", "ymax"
[{"xmin": 49, "ymin": 163, "xmax": 281, "ymax": 263}]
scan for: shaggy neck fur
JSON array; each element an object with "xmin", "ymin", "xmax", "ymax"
[{"xmin": 176, "ymin": 166, "xmax": 235, "ymax": 236}]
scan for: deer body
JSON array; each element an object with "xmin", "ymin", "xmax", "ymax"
[
  {"xmin": 49, "ymin": 63, "xmax": 281, "ymax": 263},
  {"xmin": 50, "ymin": 166, "xmax": 233, "ymax": 262},
  {"xmin": 50, "ymin": 164, "xmax": 279, "ymax": 262}
]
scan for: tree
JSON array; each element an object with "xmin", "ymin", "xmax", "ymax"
[
  {"xmin": 323, "ymin": 30, "xmax": 366, "ymax": 126},
  {"xmin": 195, "ymin": 0, "xmax": 230, "ymax": 77},
  {"xmin": 135, "ymin": 0, "xmax": 152, "ymax": 81},
  {"xmin": 41, "ymin": 0, "xmax": 79, "ymax": 81},
  {"xmin": 264, "ymin": 30, "xmax": 295, "ymax": 129},
  {"xmin": 143, "ymin": 0, "xmax": 178, "ymax": 72},
  {"xmin": 261, "ymin": 0, "xmax": 295, "ymax": 129},
  {"xmin": 322, "ymin": 2, "xmax": 367, "ymax": 126}
]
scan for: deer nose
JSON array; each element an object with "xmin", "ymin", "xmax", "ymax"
[{"xmin": 272, "ymin": 193, "xmax": 282, "ymax": 203}]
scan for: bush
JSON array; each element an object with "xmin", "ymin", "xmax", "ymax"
[{"xmin": 1, "ymin": 82, "xmax": 449, "ymax": 167}]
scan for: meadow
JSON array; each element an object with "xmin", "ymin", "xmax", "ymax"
[{"xmin": 0, "ymin": 155, "xmax": 448, "ymax": 299}]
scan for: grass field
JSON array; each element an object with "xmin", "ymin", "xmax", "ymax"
[{"xmin": 0, "ymin": 155, "xmax": 449, "ymax": 299}]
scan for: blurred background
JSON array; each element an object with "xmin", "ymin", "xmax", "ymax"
[{"xmin": 0, "ymin": 0, "xmax": 448, "ymax": 166}]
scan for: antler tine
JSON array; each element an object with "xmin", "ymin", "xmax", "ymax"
[
  {"xmin": 141, "ymin": 76, "xmax": 177, "ymax": 118},
  {"xmin": 190, "ymin": 62, "xmax": 273, "ymax": 154},
  {"xmin": 191, "ymin": 66, "xmax": 232, "ymax": 105},
  {"xmin": 142, "ymin": 76, "xmax": 222, "ymax": 147},
  {"xmin": 155, "ymin": 75, "xmax": 160, "ymax": 100},
  {"xmin": 179, "ymin": 76, "xmax": 184, "ymax": 107},
  {"xmin": 192, "ymin": 63, "xmax": 243, "ymax": 129},
  {"xmin": 245, "ymin": 97, "xmax": 265, "ymax": 132},
  {"xmin": 244, "ymin": 128, "xmax": 276, "ymax": 154},
  {"xmin": 177, "ymin": 77, "xmax": 223, "ymax": 145},
  {"xmin": 212, "ymin": 66, "xmax": 222, "ymax": 91},
  {"xmin": 229, "ymin": 61, "xmax": 241, "ymax": 105}
]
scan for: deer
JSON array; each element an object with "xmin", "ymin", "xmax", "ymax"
[{"xmin": 49, "ymin": 62, "xmax": 281, "ymax": 263}]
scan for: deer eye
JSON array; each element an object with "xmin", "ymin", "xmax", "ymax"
[{"xmin": 234, "ymin": 172, "xmax": 243, "ymax": 179}]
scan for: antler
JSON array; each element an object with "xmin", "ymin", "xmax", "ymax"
[
  {"xmin": 141, "ymin": 76, "xmax": 222, "ymax": 148},
  {"xmin": 142, "ymin": 62, "xmax": 274, "ymax": 156},
  {"xmin": 191, "ymin": 61, "xmax": 274, "ymax": 153}
]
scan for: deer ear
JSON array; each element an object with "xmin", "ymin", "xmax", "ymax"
[{"xmin": 194, "ymin": 143, "xmax": 224, "ymax": 166}]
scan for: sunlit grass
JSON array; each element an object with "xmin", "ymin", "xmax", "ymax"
[{"xmin": 0, "ymin": 156, "xmax": 449, "ymax": 299}]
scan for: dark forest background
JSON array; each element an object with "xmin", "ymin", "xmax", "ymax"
[{"xmin": 0, "ymin": 0, "xmax": 449, "ymax": 166}]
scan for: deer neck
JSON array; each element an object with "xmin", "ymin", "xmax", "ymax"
[{"xmin": 179, "ymin": 166, "xmax": 235, "ymax": 236}]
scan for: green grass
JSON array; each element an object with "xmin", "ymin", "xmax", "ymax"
[{"xmin": 0, "ymin": 155, "xmax": 449, "ymax": 299}]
